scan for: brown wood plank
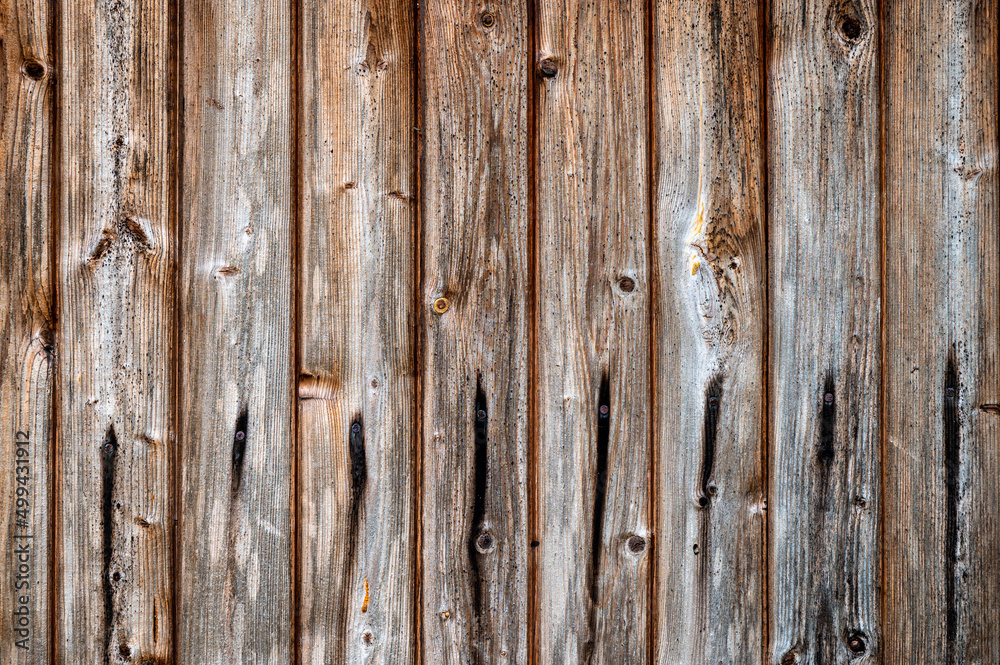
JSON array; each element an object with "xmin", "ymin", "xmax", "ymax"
[
  {"xmin": 177, "ymin": 0, "xmax": 293, "ymax": 660},
  {"xmin": 767, "ymin": 0, "xmax": 881, "ymax": 661},
  {"xmin": 55, "ymin": 0, "xmax": 173, "ymax": 659},
  {"xmin": 533, "ymin": 1, "xmax": 651, "ymax": 662},
  {"xmin": 418, "ymin": 1, "xmax": 530, "ymax": 663},
  {"xmin": 651, "ymin": 0, "xmax": 767, "ymax": 662},
  {"xmin": 882, "ymin": 1, "xmax": 1000, "ymax": 661},
  {"xmin": 0, "ymin": 0, "xmax": 54, "ymax": 660},
  {"xmin": 297, "ymin": 0, "xmax": 417, "ymax": 661}
]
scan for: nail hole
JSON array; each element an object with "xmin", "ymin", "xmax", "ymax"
[
  {"xmin": 698, "ymin": 496, "xmax": 709, "ymax": 507},
  {"xmin": 538, "ymin": 58, "xmax": 558, "ymax": 78},
  {"xmin": 481, "ymin": 12, "xmax": 495, "ymax": 28},
  {"xmin": 618, "ymin": 276, "xmax": 635, "ymax": 293},
  {"xmin": 111, "ymin": 571, "xmax": 122, "ymax": 582},
  {"xmin": 626, "ymin": 535, "xmax": 646, "ymax": 553},
  {"xmin": 22, "ymin": 59, "xmax": 45, "ymax": 80},
  {"xmin": 692, "ymin": 543, "xmax": 700, "ymax": 554},
  {"xmin": 432, "ymin": 297, "xmax": 450, "ymax": 314},
  {"xmin": 530, "ymin": 540, "xmax": 539, "ymax": 548},
  {"xmin": 841, "ymin": 17, "xmax": 862, "ymax": 40},
  {"xmin": 707, "ymin": 482, "xmax": 717, "ymax": 496},
  {"xmin": 475, "ymin": 531, "xmax": 495, "ymax": 553},
  {"xmin": 847, "ymin": 630, "xmax": 867, "ymax": 655}
]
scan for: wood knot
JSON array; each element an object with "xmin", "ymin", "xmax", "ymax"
[
  {"xmin": 537, "ymin": 57, "xmax": 558, "ymax": 78},
  {"xmin": 22, "ymin": 58, "xmax": 46, "ymax": 80},
  {"xmin": 847, "ymin": 630, "xmax": 867, "ymax": 656},
  {"xmin": 626, "ymin": 535, "xmax": 646, "ymax": 554},
  {"xmin": 480, "ymin": 11, "xmax": 495, "ymax": 28}
]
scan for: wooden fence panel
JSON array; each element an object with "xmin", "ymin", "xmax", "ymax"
[
  {"xmin": 767, "ymin": 0, "xmax": 881, "ymax": 661},
  {"xmin": 56, "ymin": 0, "xmax": 173, "ymax": 660},
  {"xmin": 534, "ymin": 1, "xmax": 651, "ymax": 663},
  {"xmin": 883, "ymin": 1, "xmax": 1000, "ymax": 661},
  {"xmin": 0, "ymin": 0, "xmax": 54, "ymax": 660},
  {"xmin": 652, "ymin": 1, "xmax": 767, "ymax": 663},
  {"xmin": 418, "ymin": 0, "xmax": 530, "ymax": 662},
  {"xmin": 177, "ymin": 0, "xmax": 294, "ymax": 660},
  {"xmin": 297, "ymin": 0, "xmax": 417, "ymax": 662}
]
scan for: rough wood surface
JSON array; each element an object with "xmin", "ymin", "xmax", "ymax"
[
  {"xmin": 418, "ymin": 1, "xmax": 529, "ymax": 662},
  {"xmin": 882, "ymin": 1, "xmax": 1000, "ymax": 661},
  {"xmin": 177, "ymin": 0, "xmax": 293, "ymax": 660},
  {"xmin": 297, "ymin": 0, "xmax": 417, "ymax": 661},
  {"xmin": 56, "ymin": 0, "xmax": 173, "ymax": 660},
  {"xmin": 0, "ymin": 0, "xmax": 53, "ymax": 660},
  {"xmin": 534, "ymin": 1, "xmax": 651, "ymax": 662},
  {"xmin": 652, "ymin": 1, "xmax": 766, "ymax": 662},
  {"xmin": 767, "ymin": 0, "xmax": 881, "ymax": 661}
]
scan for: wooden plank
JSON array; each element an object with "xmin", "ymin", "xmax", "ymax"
[
  {"xmin": 297, "ymin": 0, "xmax": 417, "ymax": 661},
  {"xmin": 534, "ymin": 1, "xmax": 651, "ymax": 662},
  {"xmin": 882, "ymin": 1, "xmax": 1000, "ymax": 661},
  {"xmin": 651, "ymin": 0, "xmax": 766, "ymax": 662},
  {"xmin": 767, "ymin": 0, "xmax": 881, "ymax": 661},
  {"xmin": 55, "ymin": 0, "xmax": 173, "ymax": 659},
  {"xmin": 418, "ymin": 1, "xmax": 529, "ymax": 662},
  {"xmin": 177, "ymin": 0, "xmax": 293, "ymax": 660},
  {"xmin": 0, "ymin": 0, "xmax": 54, "ymax": 661}
]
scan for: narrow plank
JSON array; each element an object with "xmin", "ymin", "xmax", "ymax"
[
  {"xmin": 56, "ymin": 0, "xmax": 173, "ymax": 658},
  {"xmin": 534, "ymin": 0, "xmax": 651, "ymax": 661},
  {"xmin": 178, "ymin": 0, "xmax": 293, "ymax": 659},
  {"xmin": 652, "ymin": 0, "xmax": 766, "ymax": 662},
  {"xmin": 883, "ymin": 1, "xmax": 1000, "ymax": 661},
  {"xmin": 0, "ymin": 0, "xmax": 53, "ymax": 661},
  {"xmin": 297, "ymin": 0, "xmax": 417, "ymax": 661},
  {"xmin": 418, "ymin": 1, "xmax": 529, "ymax": 662},
  {"xmin": 767, "ymin": 0, "xmax": 881, "ymax": 661}
]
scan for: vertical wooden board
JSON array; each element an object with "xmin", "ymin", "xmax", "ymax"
[
  {"xmin": 534, "ymin": 1, "xmax": 650, "ymax": 663},
  {"xmin": 418, "ymin": 0, "xmax": 529, "ymax": 663},
  {"xmin": 56, "ymin": 0, "xmax": 173, "ymax": 659},
  {"xmin": 652, "ymin": 0, "xmax": 766, "ymax": 662},
  {"xmin": 297, "ymin": 0, "xmax": 416, "ymax": 661},
  {"xmin": 178, "ymin": 0, "xmax": 292, "ymax": 660},
  {"xmin": 0, "ymin": 0, "xmax": 53, "ymax": 661},
  {"xmin": 768, "ymin": 0, "xmax": 881, "ymax": 662},
  {"xmin": 883, "ymin": 1, "xmax": 999, "ymax": 661}
]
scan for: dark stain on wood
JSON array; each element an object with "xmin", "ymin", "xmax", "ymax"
[
  {"xmin": 468, "ymin": 378, "xmax": 489, "ymax": 663},
  {"xmin": 340, "ymin": 414, "xmax": 367, "ymax": 653},
  {"xmin": 818, "ymin": 374, "xmax": 837, "ymax": 466},
  {"xmin": 231, "ymin": 407, "xmax": 248, "ymax": 494},
  {"xmin": 943, "ymin": 346, "xmax": 960, "ymax": 663},
  {"xmin": 699, "ymin": 375, "xmax": 724, "ymax": 507},
  {"xmin": 101, "ymin": 425, "xmax": 118, "ymax": 662}
]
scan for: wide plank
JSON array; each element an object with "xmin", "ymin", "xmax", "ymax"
[
  {"xmin": 882, "ymin": 0, "xmax": 1000, "ymax": 661},
  {"xmin": 56, "ymin": 0, "xmax": 173, "ymax": 659},
  {"xmin": 767, "ymin": 0, "xmax": 881, "ymax": 661},
  {"xmin": 534, "ymin": 1, "xmax": 651, "ymax": 662},
  {"xmin": 177, "ymin": 0, "xmax": 293, "ymax": 660},
  {"xmin": 652, "ymin": 0, "xmax": 767, "ymax": 662},
  {"xmin": 0, "ymin": 0, "xmax": 54, "ymax": 661},
  {"xmin": 297, "ymin": 0, "xmax": 417, "ymax": 661},
  {"xmin": 418, "ymin": 1, "xmax": 530, "ymax": 662}
]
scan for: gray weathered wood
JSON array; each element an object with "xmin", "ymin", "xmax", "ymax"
[
  {"xmin": 178, "ymin": 0, "xmax": 293, "ymax": 660},
  {"xmin": 297, "ymin": 0, "xmax": 417, "ymax": 661},
  {"xmin": 768, "ymin": 0, "xmax": 881, "ymax": 661},
  {"xmin": 56, "ymin": 0, "xmax": 173, "ymax": 659},
  {"xmin": 418, "ymin": 1, "xmax": 530, "ymax": 662},
  {"xmin": 652, "ymin": 1, "xmax": 767, "ymax": 662},
  {"xmin": 0, "ymin": 0, "xmax": 53, "ymax": 660},
  {"xmin": 882, "ymin": 1, "xmax": 1000, "ymax": 661},
  {"xmin": 534, "ymin": 1, "xmax": 651, "ymax": 662}
]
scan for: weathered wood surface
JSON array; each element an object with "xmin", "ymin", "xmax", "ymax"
[
  {"xmin": 418, "ymin": 0, "xmax": 530, "ymax": 663},
  {"xmin": 534, "ymin": 0, "xmax": 651, "ymax": 662},
  {"xmin": 56, "ymin": 0, "xmax": 173, "ymax": 660},
  {"xmin": 0, "ymin": 0, "xmax": 53, "ymax": 660},
  {"xmin": 297, "ymin": 0, "xmax": 417, "ymax": 661},
  {"xmin": 882, "ymin": 0, "xmax": 1000, "ymax": 661},
  {"xmin": 177, "ymin": 0, "xmax": 293, "ymax": 660},
  {"xmin": 652, "ymin": 0, "xmax": 767, "ymax": 663},
  {"xmin": 768, "ymin": 0, "xmax": 881, "ymax": 662}
]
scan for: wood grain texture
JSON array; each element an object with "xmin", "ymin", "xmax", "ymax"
[
  {"xmin": 882, "ymin": 0, "xmax": 999, "ymax": 661},
  {"xmin": 178, "ymin": 0, "xmax": 293, "ymax": 660},
  {"xmin": 534, "ymin": 1, "xmax": 651, "ymax": 662},
  {"xmin": 652, "ymin": 0, "xmax": 766, "ymax": 662},
  {"xmin": 418, "ymin": 1, "xmax": 529, "ymax": 663},
  {"xmin": 56, "ymin": 0, "xmax": 173, "ymax": 659},
  {"xmin": 297, "ymin": 0, "xmax": 416, "ymax": 661},
  {"xmin": 767, "ymin": 0, "xmax": 881, "ymax": 661},
  {"xmin": 0, "ymin": 0, "xmax": 53, "ymax": 660}
]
